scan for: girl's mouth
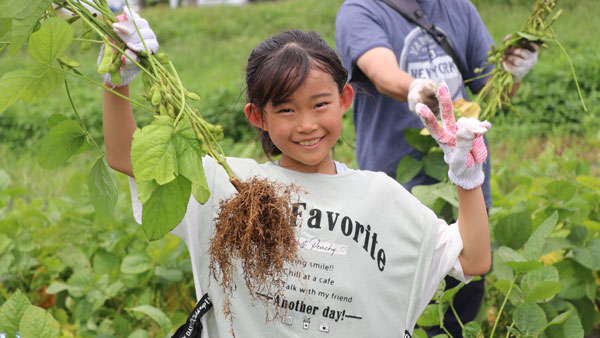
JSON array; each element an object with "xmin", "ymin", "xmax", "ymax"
[{"xmin": 298, "ymin": 138, "xmax": 322, "ymax": 147}]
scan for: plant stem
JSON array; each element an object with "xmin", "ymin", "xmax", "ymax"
[
  {"xmin": 125, "ymin": 0, "xmax": 159, "ymax": 77},
  {"xmin": 54, "ymin": 66, "xmax": 154, "ymax": 112},
  {"xmin": 167, "ymin": 61, "xmax": 186, "ymax": 126},
  {"xmin": 504, "ymin": 322, "xmax": 516, "ymax": 338},
  {"xmin": 553, "ymin": 38, "xmax": 588, "ymax": 112},
  {"xmin": 73, "ymin": 37, "xmax": 104, "ymax": 44},
  {"xmin": 490, "ymin": 274, "xmax": 518, "ymax": 338},
  {"xmin": 63, "ymin": 76, "xmax": 104, "ymax": 155},
  {"xmin": 450, "ymin": 303, "xmax": 464, "ymax": 329},
  {"xmin": 64, "ymin": 0, "xmax": 158, "ymax": 82}
]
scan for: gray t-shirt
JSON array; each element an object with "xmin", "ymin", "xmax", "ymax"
[
  {"xmin": 335, "ymin": 0, "xmax": 494, "ymax": 207},
  {"xmin": 129, "ymin": 157, "xmax": 469, "ymax": 337}
]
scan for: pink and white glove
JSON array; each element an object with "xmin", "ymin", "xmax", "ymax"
[
  {"xmin": 415, "ymin": 83, "xmax": 491, "ymax": 190},
  {"xmin": 408, "ymin": 78, "xmax": 438, "ymax": 117},
  {"xmin": 502, "ymin": 37, "xmax": 539, "ymax": 83},
  {"xmin": 98, "ymin": 8, "xmax": 159, "ymax": 87}
]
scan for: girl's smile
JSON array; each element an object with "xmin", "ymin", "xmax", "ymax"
[{"xmin": 245, "ymin": 67, "xmax": 353, "ymax": 174}]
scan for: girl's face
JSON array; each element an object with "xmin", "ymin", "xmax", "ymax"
[{"xmin": 246, "ymin": 68, "xmax": 353, "ymax": 174}]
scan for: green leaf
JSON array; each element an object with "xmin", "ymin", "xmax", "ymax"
[
  {"xmin": 0, "ymin": 70, "xmax": 33, "ymax": 114},
  {"xmin": 496, "ymin": 246, "xmax": 526, "ymax": 263},
  {"xmin": 127, "ymin": 329, "xmax": 150, "ymax": 338},
  {"xmin": 525, "ymin": 281, "xmax": 562, "ymax": 302},
  {"xmin": 432, "ymin": 182, "xmax": 458, "ymax": 207},
  {"xmin": 416, "ymin": 303, "xmax": 440, "ymax": 327},
  {"xmin": 505, "ymin": 260, "xmax": 543, "ymax": 273},
  {"xmin": 412, "ymin": 328, "xmax": 428, "ymax": 338},
  {"xmin": 572, "ymin": 239, "xmax": 600, "ymax": 270},
  {"xmin": 0, "ymin": 290, "xmax": 32, "ymax": 337},
  {"xmin": 558, "ymin": 277, "xmax": 586, "ymax": 300},
  {"xmin": 192, "ymin": 182, "xmax": 211, "ymax": 205},
  {"xmin": 155, "ymin": 266, "xmax": 183, "ymax": 282},
  {"xmin": 404, "ymin": 128, "xmax": 438, "ymax": 153},
  {"xmin": 513, "ymin": 303, "xmax": 547, "ymax": 336},
  {"xmin": 88, "ymin": 157, "xmax": 118, "ymax": 222},
  {"xmin": 562, "ymin": 310, "xmax": 584, "ymax": 338},
  {"xmin": 524, "ymin": 211, "xmax": 558, "ymax": 260},
  {"xmin": 493, "ymin": 209, "xmax": 532, "ymax": 249},
  {"xmin": 131, "ymin": 116, "xmax": 178, "ymax": 185},
  {"xmin": 38, "ymin": 119, "xmax": 85, "ymax": 170},
  {"xmin": 21, "ymin": 64, "xmax": 65, "ymax": 102},
  {"xmin": 441, "ymin": 282, "xmax": 464, "ymax": 303},
  {"xmin": 547, "ymin": 309, "xmax": 572, "ymax": 327},
  {"xmin": 28, "ymin": 17, "xmax": 73, "ymax": 65},
  {"xmin": 8, "ymin": 0, "xmax": 53, "ymax": 55},
  {"xmin": 396, "ymin": 155, "xmax": 423, "ymax": 183},
  {"xmin": 19, "ymin": 305, "xmax": 60, "ymax": 338},
  {"xmin": 0, "ymin": 0, "xmax": 47, "ymax": 19},
  {"xmin": 423, "ymin": 150, "xmax": 447, "ymax": 181},
  {"xmin": 130, "ymin": 305, "xmax": 171, "ymax": 334},
  {"xmin": 173, "ymin": 119, "xmax": 210, "ymax": 203},
  {"xmin": 411, "ymin": 183, "xmax": 441, "ymax": 209},
  {"xmin": 142, "ymin": 175, "xmax": 191, "ymax": 240},
  {"xmin": 46, "ymin": 282, "xmax": 70, "ymax": 295},
  {"xmin": 576, "ymin": 176, "xmax": 600, "ymax": 192},
  {"xmin": 93, "ymin": 249, "xmax": 120, "ymax": 275},
  {"xmin": 0, "ymin": 170, "xmax": 11, "ymax": 190},
  {"xmin": 523, "ymin": 266, "xmax": 559, "ymax": 285},
  {"xmin": 492, "ymin": 250, "xmax": 514, "ymax": 281},
  {"xmin": 47, "ymin": 113, "xmax": 68, "ymax": 128},
  {"xmin": 462, "ymin": 321, "xmax": 482, "ymax": 338},
  {"xmin": 120, "ymin": 253, "xmax": 152, "ymax": 274},
  {"xmin": 0, "ymin": 19, "xmax": 10, "ymax": 37}
]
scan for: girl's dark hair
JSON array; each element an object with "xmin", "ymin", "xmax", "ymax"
[{"xmin": 245, "ymin": 30, "xmax": 348, "ymax": 157}]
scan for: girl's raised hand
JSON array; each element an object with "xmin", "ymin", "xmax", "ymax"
[
  {"xmin": 415, "ymin": 83, "xmax": 491, "ymax": 190},
  {"xmin": 97, "ymin": 8, "xmax": 159, "ymax": 87}
]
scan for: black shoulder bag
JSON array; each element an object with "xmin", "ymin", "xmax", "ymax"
[{"xmin": 380, "ymin": 0, "xmax": 469, "ymax": 79}]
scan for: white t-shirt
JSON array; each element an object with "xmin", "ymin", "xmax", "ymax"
[{"xmin": 129, "ymin": 157, "xmax": 471, "ymax": 337}]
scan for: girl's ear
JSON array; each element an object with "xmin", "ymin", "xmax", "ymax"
[
  {"xmin": 340, "ymin": 84, "xmax": 354, "ymax": 114},
  {"xmin": 245, "ymin": 103, "xmax": 267, "ymax": 131}
]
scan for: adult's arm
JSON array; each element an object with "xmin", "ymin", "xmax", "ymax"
[
  {"xmin": 103, "ymin": 84, "xmax": 136, "ymax": 177},
  {"xmin": 356, "ymin": 46, "xmax": 414, "ymax": 102}
]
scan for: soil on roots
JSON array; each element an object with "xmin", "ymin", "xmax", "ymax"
[{"xmin": 209, "ymin": 176, "xmax": 302, "ymax": 327}]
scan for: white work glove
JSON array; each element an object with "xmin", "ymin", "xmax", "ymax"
[
  {"xmin": 408, "ymin": 79, "xmax": 439, "ymax": 117},
  {"xmin": 502, "ymin": 36, "xmax": 539, "ymax": 83},
  {"xmin": 97, "ymin": 8, "xmax": 159, "ymax": 87},
  {"xmin": 416, "ymin": 83, "xmax": 491, "ymax": 190}
]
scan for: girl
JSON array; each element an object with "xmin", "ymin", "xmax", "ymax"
[{"xmin": 102, "ymin": 14, "xmax": 490, "ymax": 338}]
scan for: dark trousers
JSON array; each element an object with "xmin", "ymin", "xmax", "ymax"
[{"xmin": 426, "ymin": 274, "xmax": 485, "ymax": 338}]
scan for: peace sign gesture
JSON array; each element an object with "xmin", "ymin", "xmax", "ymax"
[{"xmin": 415, "ymin": 83, "xmax": 491, "ymax": 190}]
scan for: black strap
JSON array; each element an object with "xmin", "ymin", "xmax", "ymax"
[
  {"xmin": 380, "ymin": 0, "xmax": 468, "ymax": 79},
  {"xmin": 171, "ymin": 293, "xmax": 213, "ymax": 338}
]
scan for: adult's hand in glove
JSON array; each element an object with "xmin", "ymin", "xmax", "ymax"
[
  {"xmin": 98, "ymin": 8, "xmax": 159, "ymax": 87},
  {"xmin": 416, "ymin": 83, "xmax": 491, "ymax": 190},
  {"xmin": 502, "ymin": 36, "xmax": 539, "ymax": 83},
  {"xmin": 408, "ymin": 78, "xmax": 439, "ymax": 117}
]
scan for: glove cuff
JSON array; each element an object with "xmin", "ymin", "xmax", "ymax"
[{"xmin": 448, "ymin": 167, "xmax": 484, "ymax": 190}]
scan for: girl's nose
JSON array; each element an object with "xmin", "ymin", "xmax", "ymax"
[{"xmin": 295, "ymin": 112, "xmax": 318, "ymax": 133}]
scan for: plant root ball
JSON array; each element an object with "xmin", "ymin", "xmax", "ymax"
[{"xmin": 209, "ymin": 176, "xmax": 301, "ymax": 323}]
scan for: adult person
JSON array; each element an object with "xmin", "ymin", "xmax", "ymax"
[{"xmin": 335, "ymin": 0, "xmax": 538, "ymax": 336}]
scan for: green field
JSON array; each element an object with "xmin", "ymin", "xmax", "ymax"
[{"xmin": 1, "ymin": 0, "xmax": 599, "ymax": 337}]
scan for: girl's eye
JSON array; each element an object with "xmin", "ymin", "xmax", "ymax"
[
  {"xmin": 315, "ymin": 102, "xmax": 328, "ymax": 109},
  {"xmin": 278, "ymin": 108, "xmax": 293, "ymax": 113}
]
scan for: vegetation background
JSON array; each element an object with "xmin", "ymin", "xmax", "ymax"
[{"xmin": 0, "ymin": 0, "xmax": 598, "ymax": 337}]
